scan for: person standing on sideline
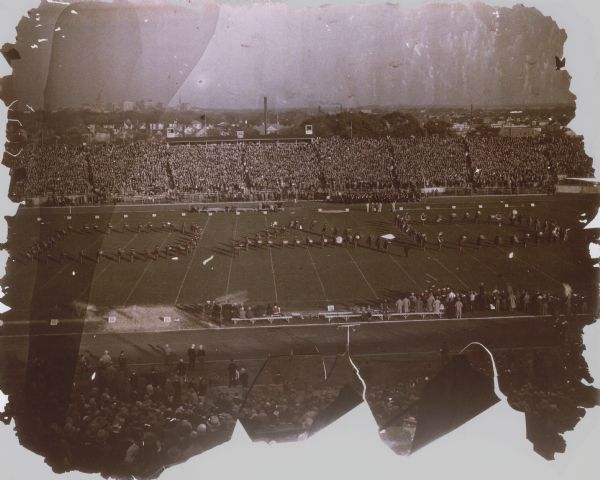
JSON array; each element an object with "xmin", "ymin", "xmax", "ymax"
[
  {"xmin": 118, "ymin": 351, "xmax": 128, "ymax": 372},
  {"xmin": 196, "ymin": 345, "xmax": 206, "ymax": 373},
  {"xmin": 396, "ymin": 297, "xmax": 403, "ymax": 313},
  {"xmin": 163, "ymin": 344, "xmax": 173, "ymax": 366},
  {"xmin": 228, "ymin": 360, "xmax": 239, "ymax": 387},
  {"xmin": 433, "ymin": 297, "xmax": 441, "ymax": 316},
  {"xmin": 455, "ymin": 298, "xmax": 463, "ymax": 319},
  {"xmin": 176, "ymin": 358, "xmax": 187, "ymax": 382},
  {"xmin": 187, "ymin": 344, "xmax": 197, "ymax": 371}
]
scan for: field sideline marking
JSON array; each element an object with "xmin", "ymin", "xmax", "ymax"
[
  {"xmin": 174, "ymin": 216, "xmax": 212, "ymax": 304},
  {"xmin": 109, "ymin": 344, "xmax": 559, "ymax": 368},
  {"xmin": 18, "ymin": 193, "xmax": 551, "ymax": 213},
  {"xmin": 224, "ymin": 214, "xmax": 239, "ymax": 297},
  {"xmin": 0, "ymin": 314, "xmax": 578, "ymax": 339}
]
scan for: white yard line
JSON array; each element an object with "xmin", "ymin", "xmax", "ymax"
[
  {"xmin": 428, "ymin": 254, "xmax": 470, "ymax": 289},
  {"xmin": 344, "ymin": 249, "xmax": 379, "ymax": 298},
  {"xmin": 123, "ymin": 231, "xmax": 176, "ymax": 305},
  {"xmin": 319, "ymin": 211, "xmax": 379, "ymax": 299},
  {"xmin": 389, "ymin": 218, "xmax": 470, "ymax": 290},
  {"xmin": 173, "ymin": 216, "xmax": 212, "ymax": 304},
  {"xmin": 75, "ymin": 233, "xmax": 141, "ymax": 301},
  {"xmin": 347, "ymin": 210, "xmax": 419, "ymax": 288},
  {"xmin": 224, "ymin": 214, "xmax": 239, "ymax": 297},
  {"xmin": 508, "ymin": 251, "xmax": 564, "ymax": 286},
  {"xmin": 264, "ymin": 216, "xmax": 279, "ymax": 303},
  {"xmin": 306, "ymin": 247, "xmax": 329, "ymax": 301},
  {"xmin": 387, "ymin": 253, "xmax": 419, "ymax": 286},
  {"xmin": 34, "ymin": 234, "xmax": 106, "ymax": 293}
]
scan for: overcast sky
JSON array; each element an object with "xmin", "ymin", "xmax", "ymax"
[{"xmin": 11, "ymin": 1, "xmax": 574, "ymax": 110}]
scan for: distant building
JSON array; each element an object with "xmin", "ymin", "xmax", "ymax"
[
  {"xmin": 94, "ymin": 130, "xmax": 112, "ymax": 143},
  {"xmin": 266, "ymin": 124, "xmax": 280, "ymax": 135},
  {"xmin": 451, "ymin": 123, "xmax": 471, "ymax": 135},
  {"xmin": 149, "ymin": 123, "xmax": 165, "ymax": 131},
  {"xmin": 123, "ymin": 101, "xmax": 136, "ymax": 112},
  {"xmin": 497, "ymin": 125, "xmax": 540, "ymax": 137},
  {"xmin": 142, "ymin": 100, "xmax": 160, "ymax": 110}
]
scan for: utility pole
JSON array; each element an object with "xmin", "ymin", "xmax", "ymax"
[{"xmin": 263, "ymin": 96, "xmax": 267, "ymax": 136}]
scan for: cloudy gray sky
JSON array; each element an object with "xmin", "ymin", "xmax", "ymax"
[{"xmin": 11, "ymin": 0, "xmax": 574, "ymax": 110}]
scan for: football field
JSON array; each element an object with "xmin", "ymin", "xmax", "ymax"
[{"xmin": 1, "ymin": 194, "xmax": 598, "ymax": 322}]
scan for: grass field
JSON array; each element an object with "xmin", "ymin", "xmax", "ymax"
[{"xmin": 1, "ymin": 194, "xmax": 598, "ymax": 320}]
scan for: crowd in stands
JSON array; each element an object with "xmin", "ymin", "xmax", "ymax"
[
  {"xmin": 88, "ymin": 143, "xmax": 172, "ymax": 197},
  {"xmin": 466, "ymin": 136, "xmax": 593, "ymax": 190},
  {"xmin": 478, "ymin": 336, "xmax": 597, "ymax": 459},
  {"xmin": 5, "ymin": 347, "xmax": 241, "ymax": 477},
  {"xmin": 239, "ymin": 355, "xmax": 360, "ymax": 441},
  {"xmin": 167, "ymin": 143, "xmax": 244, "ymax": 194},
  {"xmin": 390, "ymin": 136, "xmax": 467, "ymax": 188},
  {"xmin": 360, "ymin": 329, "xmax": 598, "ymax": 459},
  {"xmin": 243, "ymin": 143, "xmax": 323, "ymax": 194},
  {"xmin": 8, "ymin": 144, "xmax": 89, "ymax": 199},
  {"xmin": 8, "ymin": 135, "xmax": 593, "ymax": 204},
  {"xmin": 1, "ymin": 328, "xmax": 595, "ymax": 474}
]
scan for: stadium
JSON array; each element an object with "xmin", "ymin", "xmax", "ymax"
[
  {"xmin": 1, "ymin": 132, "xmax": 598, "ymax": 476},
  {"xmin": 2, "ymin": 135, "xmax": 597, "ymax": 326},
  {"xmin": 1, "ymin": 1, "xmax": 599, "ymax": 478}
]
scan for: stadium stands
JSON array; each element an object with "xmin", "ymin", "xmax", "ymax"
[{"xmin": 7, "ymin": 136, "xmax": 594, "ymax": 204}]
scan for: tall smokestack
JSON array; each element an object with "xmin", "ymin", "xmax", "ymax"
[{"xmin": 264, "ymin": 96, "xmax": 267, "ymax": 136}]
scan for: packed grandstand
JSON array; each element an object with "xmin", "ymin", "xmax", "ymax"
[{"xmin": 6, "ymin": 135, "xmax": 594, "ymax": 205}]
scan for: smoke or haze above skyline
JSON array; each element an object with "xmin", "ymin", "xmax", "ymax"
[{"xmin": 10, "ymin": 1, "xmax": 574, "ymax": 110}]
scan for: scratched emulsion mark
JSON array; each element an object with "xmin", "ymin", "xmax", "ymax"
[
  {"xmin": 0, "ymin": 1, "xmax": 220, "ymax": 478},
  {"xmin": 0, "ymin": 1, "xmax": 598, "ymax": 478}
]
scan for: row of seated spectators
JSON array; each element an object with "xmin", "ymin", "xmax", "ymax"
[{"xmin": 8, "ymin": 136, "xmax": 593, "ymax": 201}]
